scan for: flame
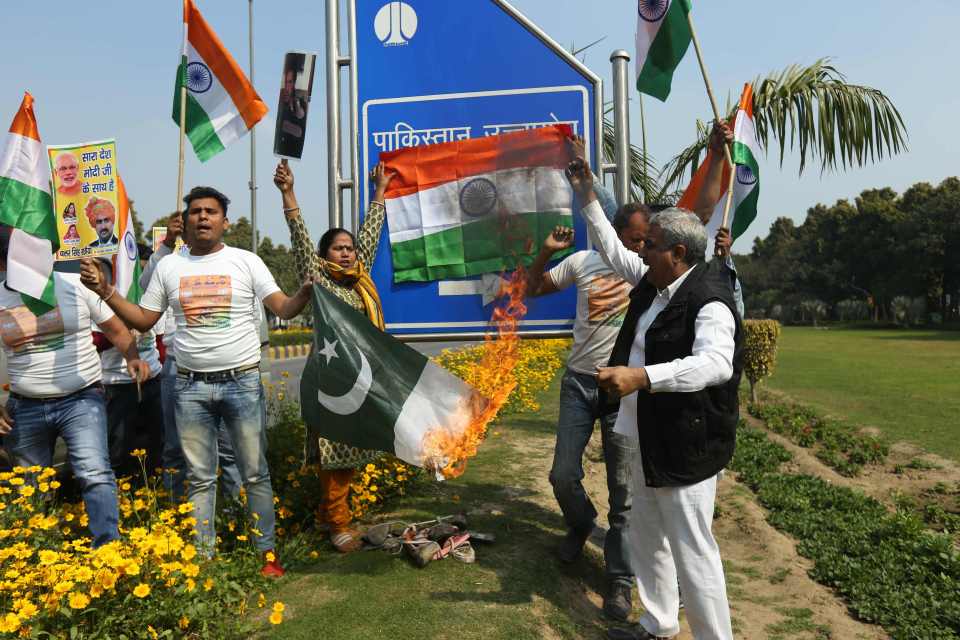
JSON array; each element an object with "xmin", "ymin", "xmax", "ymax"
[{"xmin": 421, "ymin": 267, "xmax": 528, "ymax": 479}]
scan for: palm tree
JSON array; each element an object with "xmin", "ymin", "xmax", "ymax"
[{"xmin": 604, "ymin": 58, "xmax": 908, "ymax": 205}]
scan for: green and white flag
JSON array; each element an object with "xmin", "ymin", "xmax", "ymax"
[
  {"xmin": 300, "ymin": 284, "xmax": 490, "ymax": 470},
  {"xmin": 635, "ymin": 0, "xmax": 693, "ymax": 101},
  {"xmin": 173, "ymin": 0, "xmax": 268, "ymax": 162},
  {"xmin": 381, "ymin": 125, "xmax": 574, "ymax": 283},
  {"xmin": 0, "ymin": 92, "xmax": 57, "ymax": 315}
]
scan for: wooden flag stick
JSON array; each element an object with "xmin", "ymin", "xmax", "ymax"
[
  {"xmin": 176, "ymin": 82, "xmax": 187, "ymax": 216},
  {"xmin": 686, "ymin": 12, "xmax": 736, "ymax": 229}
]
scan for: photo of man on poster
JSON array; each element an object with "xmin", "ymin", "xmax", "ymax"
[{"xmin": 273, "ymin": 51, "xmax": 315, "ymax": 160}]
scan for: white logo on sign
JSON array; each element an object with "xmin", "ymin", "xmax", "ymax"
[{"xmin": 374, "ymin": 1, "xmax": 418, "ymax": 47}]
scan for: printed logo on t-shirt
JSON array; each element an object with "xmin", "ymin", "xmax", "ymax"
[
  {"xmin": 0, "ymin": 306, "xmax": 66, "ymax": 353},
  {"xmin": 179, "ymin": 275, "xmax": 232, "ymax": 328},
  {"xmin": 586, "ymin": 274, "xmax": 631, "ymax": 327}
]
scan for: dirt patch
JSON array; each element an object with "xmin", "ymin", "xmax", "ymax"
[{"xmin": 509, "ymin": 424, "xmax": 889, "ymax": 639}]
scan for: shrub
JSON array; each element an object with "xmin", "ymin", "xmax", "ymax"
[
  {"xmin": 742, "ymin": 319, "xmax": 781, "ymax": 404},
  {"xmin": 269, "ymin": 329, "xmax": 313, "ymax": 347}
]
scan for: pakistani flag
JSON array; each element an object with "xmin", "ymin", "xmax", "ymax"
[
  {"xmin": 301, "ymin": 284, "xmax": 489, "ymax": 469},
  {"xmin": 173, "ymin": 0, "xmax": 268, "ymax": 162},
  {"xmin": 381, "ymin": 124, "xmax": 574, "ymax": 283},
  {"xmin": 635, "ymin": 0, "xmax": 693, "ymax": 101}
]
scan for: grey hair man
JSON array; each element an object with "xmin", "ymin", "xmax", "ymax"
[{"xmin": 568, "ymin": 159, "xmax": 743, "ymax": 640}]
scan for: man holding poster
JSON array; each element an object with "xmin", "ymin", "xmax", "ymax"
[{"xmin": 48, "ymin": 139, "xmax": 120, "ymax": 260}]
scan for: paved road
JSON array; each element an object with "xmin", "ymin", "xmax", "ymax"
[{"xmin": 263, "ymin": 341, "xmax": 467, "ymax": 402}]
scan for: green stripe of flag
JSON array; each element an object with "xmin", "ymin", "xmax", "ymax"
[
  {"xmin": 0, "ymin": 176, "xmax": 58, "ymax": 248},
  {"xmin": 636, "ymin": 0, "xmax": 693, "ymax": 101},
  {"xmin": 171, "ymin": 59, "xmax": 226, "ymax": 162},
  {"xmin": 731, "ymin": 141, "xmax": 760, "ymax": 241},
  {"xmin": 390, "ymin": 211, "xmax": 573, "ymax": 283}
]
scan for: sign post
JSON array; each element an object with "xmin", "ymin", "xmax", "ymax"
[{"xmin": 344, "ymin": 0, "xmax": 602, "ymax": 339}]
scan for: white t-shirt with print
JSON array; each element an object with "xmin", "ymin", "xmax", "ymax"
[
  {"xmin": 139, "ymin": 245, "xmax": 280, "ymax": 372},
  {"xmin": 99, "ymin": 328, "xmax": 162, "ymax": 385},
  {"xmin": 0, "ymin": 273, "xmax": 115, "ymax": 398},
  {"xmin": 547, "ymin": 250, "xmax": 633, "ymax": 375}
]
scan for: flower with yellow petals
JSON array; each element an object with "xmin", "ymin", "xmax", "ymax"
[
  {"xmin": 179, "ymin": 616, "xmax": 190, "ymax": 630},
  {"xmin": 132, "ymin": 583, "xmax": 150, "ymax": 598},
  {"xmin": 18, "ymin": 486, "xmax": 34, "ymax": 498},
  {"xmin": 272, "ymin": 601, "xmax": 285, "ymax": 613},
  {"xmin": 258, "ymin": 592, "xmax": 266, "ymax": 608},
  {"xmin": 269, "ymin": 611, "xmax": 283, "ymax": 625},
  {"xmin": 38, "ymin": 550, "xmax": 58, "ymax": 566},
  {"xmin": 0, "ymin": 612, "xmax": 20, "ymax": 633},
  {"xmin": 185, "ymin": 578, "xmax": 196, "ymax": 592},
  {"xmin": 203, "ymin": 578, "xmax": 214, "ymax": 592},
  {"xmin": 68, "ymin": 593, "xmax": 90, "ymax": 610}
]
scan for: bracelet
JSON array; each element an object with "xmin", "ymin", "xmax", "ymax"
[
  {"xmin": 283, "ymin": 206, "xmax": 300, "ymax": 213},
  {"xmin": 370, "ymin": 200, "xmax": 385, "ymax": 209},
  {"xmin": 103, "ymin": 287, "xmax": 117, "ymax": 303}
]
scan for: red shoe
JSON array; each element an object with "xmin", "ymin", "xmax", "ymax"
[{"xmin": 260, "ymin": 551, "xmax": 286, "ymax": 578}]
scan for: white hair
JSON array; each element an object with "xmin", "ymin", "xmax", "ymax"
[{"xmin": 648, "ymin": 208, "xmax": 707, "ymax": 264}]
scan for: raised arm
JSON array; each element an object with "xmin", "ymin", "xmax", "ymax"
[
  {"xmin": 274, "ymin": 160, "xmax": 322, "ymax": 283},
  {"xmin": 80, "ymin": 258, "xmax": 163, "ymax": 333},
  {"xmin": 690, "ymin": 121, "xmax": 734, "ymax": 225},
  {"xmin": 356, "ymin": 162, "xmax": 395, "ymax": 267},
  {"xmin": 526, "ymin": 226, "xmax": 574, "ymax": 297},
  {"xmin": 565, "ymin": 152, "xmax": 646, "ymax": 286}
]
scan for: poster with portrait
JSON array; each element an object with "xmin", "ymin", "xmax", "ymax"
[
  {"xmin": 273, "ymin": 51, "xmax": 317, "ymax": 160},
  {"xmin": 151, "ymin": 227, "xmax": 185, "ymax": 253},
  {"xmin": 47, "ymin": 139, "xmax": 120, "ymax": 261}
]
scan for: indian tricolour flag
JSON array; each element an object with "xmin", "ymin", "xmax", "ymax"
[
  {"xmin": 635, "ymin": 0, "xmax": 693, "ymax": 101},
  {"xmin": 301, "ymin": 284, "xmax": 490, "ymax": 470},
  {"xmin": 678, "ymin": 83, "xmax": 761, "ymax": 244},
  {"xmin": 113, "ymin": 177, "xmax": 142, "ymax": 303},
  {"xmin": 0, "ymin": 92, "xmax": 57, "ymax": 315},
  {"xmin": 173, "ymin": 0, "xmax": 267, "ymax": 162},
  {"xmin": 381, "ymin": 125, "xmax": 574, "ymax": 283}
]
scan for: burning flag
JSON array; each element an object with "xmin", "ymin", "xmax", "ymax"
[
  {"xmin": 300, "ymin": 284, "xmax": 492, "ymax": 475},
  {"xmin": 380, "ymin": 124, "xmax": 574, "ymax": 283}
]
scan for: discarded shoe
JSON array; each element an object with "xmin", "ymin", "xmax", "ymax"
[
  {"xmin": 404, "ymin": 540, "xmax": 441, "ymax": 568},
  {"xmin": 331, "ymin": 528, "xmax": 363, "ymax": 553},
  {"xmin": 425, "ymin": 522, "xmax": 460, "ymax": 543},
  {"xmin": 451, "ymin": 540, "xmax": 475, "ymax": 564}
]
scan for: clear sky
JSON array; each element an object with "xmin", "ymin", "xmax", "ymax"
[{"xmin": 1, "ymin": 1, "xmax": 956, "ymax": 254}]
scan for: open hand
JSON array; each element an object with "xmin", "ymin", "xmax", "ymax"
[
  {"xmin": 370, "ymin": 161, "xmax": 396, "ymax": 198},
  {"xmin": 543, "ymin": 226, "xmax": 574, "ymax": 254}
]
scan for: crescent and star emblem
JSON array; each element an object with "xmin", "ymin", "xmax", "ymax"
[{"xmin": 316, "ymin": 337, "xmax": 372, "ymax": 415}]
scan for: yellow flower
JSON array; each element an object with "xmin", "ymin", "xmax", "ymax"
[
  {"xmin": 236, "ymin": 534, "xmax": 247, "ymax": 541},
  {"xmin": 15, "ymin": 601, "xmax": 37, "ymax": 619},
  {"xmin": 147, "ymin": 625, "xmax": 158, "ymax": 639},
  {"xmin": 53, "ymin": 580, "xmax": 75, "ymax": 594},
  {"xmin": 203, "ymin": 578, "xmax": 214, "ymax": 592},
  {"xmin": 309, "ymin": 551, "xmax": 319, "ymax": 559},
  {"xmin": 265, "ymin": 551, "xmax": 275, "ymax": 563},
  {"xmin": 120, "ymin": 482, "xmax": 132, "ymax": 491},
  {"xmin": 50, "ymin": 480, "xmax": 61, "ymax": 489},
  {"xmin": 182, "ymin": 563, "xmax": 199, "ymax": 578},
  {"xmin": 18, "ymin": 486, "xmax": 34, "ymax": 498},
  {"xmin": 38, "ymin": 550, "xmax": 59, "ymax": 566},
  {"xmin": 132, "ymin": 583, "xmax": 151, "ymax": 598},
  {"xmin": 272, "ymin": 601, "xmax": 285, "ymax": 613},
  {"xmin": 68, "ymin": 592, "xmax": 90, "ymax": 610},
  {"xmin": 0, "ymin": 612, "xmax": 19, "ymax": 633},
  {"xmin": 269, "ymin": 611, "xmax": 283, "ymax": 625},
  {"xmin": 258, "ymin": 592, "xmax": 266, "ymax": 608},
  {"xmin": 130, "ymin": 449, "xmax": 147, "ymax": 458},
  {"xmin": 185, "ymin": 578, "xmax": 196, "ymax": 592},
  {"xmin": 179, "ymin": 615, "xmax": 190, "ymax": 630},
  {"xmin": 178, "ymin": 502, "xmax": 194, "ymax": 514}
]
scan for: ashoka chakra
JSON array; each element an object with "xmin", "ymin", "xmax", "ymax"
[
  {"xmin": 736, "ymin": 164, "xmax": 757, "ymax": 186},
  {"xmin": 459, "ymin": 178, "xmax": 498, "ymax": 217},
  {"xmin": 638, "ymin": 0, "xmax": 669, "ymax": 22},
  {"xmin": 186, "ymin": 62, "xmax": 213, "ymax": 93}
]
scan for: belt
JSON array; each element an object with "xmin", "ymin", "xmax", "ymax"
[
  {"xmin": 9, "ymin": 382, "xmax": 103, "ymax": 403},
  {"xmin": 176, "ymin": 363, "xmax": 260, "ymax": 383}
]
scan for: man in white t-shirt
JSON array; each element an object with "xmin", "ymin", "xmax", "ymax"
[
  {"xmin": 526, "ymin": 199, "xmax": 649, "ymax": 622},
  {"xmin": 79, "ymin": 186, "xmax": 312, "ymax": 576},
  {"xmin": 0, "ymin": 225, "xmax": 149, "ymax": 548},
  {"xmin": 141, "ymin": 214, "xmax": 242, "ymax": 503}
]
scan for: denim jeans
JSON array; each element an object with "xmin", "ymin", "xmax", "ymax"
[
  {"xmin": 549, "ymin": 369, "xmax": 636, "ymax": 586},
  {"xmin": 174, "ymin": 368, "xmax": 275, "ymax": 554},
  {"xmin": 160, "ymin": 356, "xmax": 242, "ymax": 501},
  {"xmin": 4, "ymin": 385, "xmax": 120, "ymax": 547}
]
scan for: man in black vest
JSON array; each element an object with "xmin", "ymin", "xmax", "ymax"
[{"xmin": 566, "ymin": 158, "xmax": 743, "ymax": 640}]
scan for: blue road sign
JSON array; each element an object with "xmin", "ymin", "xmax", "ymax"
[{"xmin": 352, "ymin": 0, "xmax": 602, "ymax": 337}]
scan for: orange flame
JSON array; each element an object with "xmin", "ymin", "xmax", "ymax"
[{"xmin": 421, "ymin": 268, "xmax": 528, "ymax": 479}]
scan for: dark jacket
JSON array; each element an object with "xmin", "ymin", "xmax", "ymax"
[{"xmin": 607, "ymin": 261, "xmax": 744, "ymax": 487}]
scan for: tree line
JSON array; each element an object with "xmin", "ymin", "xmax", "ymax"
[{"xmin": 734, "ymin": 177, "xmax": 960, "ymax": 325}]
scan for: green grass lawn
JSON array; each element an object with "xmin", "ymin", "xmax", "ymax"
[
  {"xmin": 258, "ymin": 374, "xmax": 611, "ymax": 640},
  {"xmin": 761, "ymin": 326, "xmax": 960, "ymax": 460}
]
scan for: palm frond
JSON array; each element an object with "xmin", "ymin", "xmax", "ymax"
[
  {"xmin": 658, "ymin": 58, "xmax": 908, "ymax": 192},
  {"xmin": 600, "ymin": 118, "xmax": 663, "ymax": 204}
]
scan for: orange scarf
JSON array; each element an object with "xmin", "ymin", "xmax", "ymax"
[{"xmin": 321, "ymin": 259, "xmax": 385, "ymax": 330}]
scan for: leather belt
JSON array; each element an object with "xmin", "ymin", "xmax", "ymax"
[{"xmin": 176, "ymin": 363, "xmax": 260, "ymax": 383}]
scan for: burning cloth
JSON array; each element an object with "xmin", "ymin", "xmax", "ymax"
[{"xmin": 299, "ymin": 284, "xmax": 491, "ymax": 476}]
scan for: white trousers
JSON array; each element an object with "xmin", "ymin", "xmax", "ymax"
[{"xmin": 629, "ymin": 453, "xmax": 733, "ymax": 640}]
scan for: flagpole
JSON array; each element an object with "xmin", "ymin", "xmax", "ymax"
[
  {"xmin": 639, "ymin": 93, "xmax": 647, "ymax": 204},
  {"xmin": 177, "ymin": 11, "xmax": 188, "ymax": 220},
  {"xmin": 686, "ymin": 12, "xmax": 736, "ymax": 229},
  {"xmin": 248, "ymin": 0, "xmax": 258, "ymax": 254}
]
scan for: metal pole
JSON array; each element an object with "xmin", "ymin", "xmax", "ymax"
[
  {"xmin": 325, "ymin": 0, "xmax": 342, "ymax": 229},
  {"xmin": 248, "ymin": 0, "xmax": 258, "ymax": 253},
  {"xmin": 610, "ymin": 49, "xmax": 631, "ymax": 207},
  {"xmin": 639, "ymin": 94, "xmax": 647, "ymax": 204},
  {"xmin": 347, "ymin": 0, "xmax": 360, "ymax": 233}
]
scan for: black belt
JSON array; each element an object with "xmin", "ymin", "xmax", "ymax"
[
  {"xmin": 176, "ymin": 363, "xmax": 260, "ymax": 383},
  {"xmin": 9, "ymin": 382, "xmax": 103, "ymax": 403}
]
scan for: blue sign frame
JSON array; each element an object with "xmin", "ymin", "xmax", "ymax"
[{"xmin": 352, "ymin": 0, "xmax": 602, "ymax": 338}]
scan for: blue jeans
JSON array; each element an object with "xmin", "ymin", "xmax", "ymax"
[
  {"xmin": 549, "ymin": 369, "xmax": 636, "ymax": 586},
  {"xmin": 161, "ymin": 356, "xmax": 242, "ymax": 501},
  {"xmin": 4, "ymin": 385, "xmax": 119, "ymax": 547},
  {"xmin": 174, "ymin": 368, "xmax": 275, "ymax": 554}
]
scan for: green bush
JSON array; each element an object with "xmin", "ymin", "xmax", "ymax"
[
  {"xmin": 269, "ymin": 329, "xmax": 313, "ymax": 347},
  {"xmin": 742, "ymin": 320, "xmax": 781, "ymax": 403}
]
